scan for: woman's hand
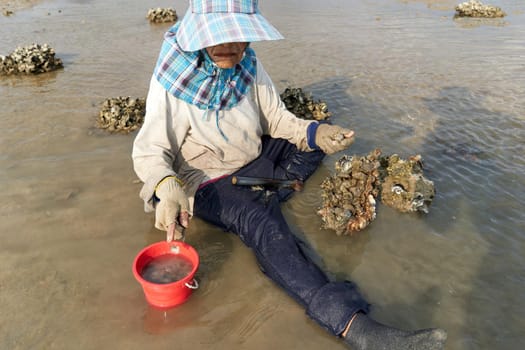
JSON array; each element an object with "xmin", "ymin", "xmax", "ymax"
[
  {"xmin": 154, "ymin": 176, "xmax": 190, "ymax": 241},
  {"xmin": 315, "ymin": 124, "xmax": 355, "ymax": 154}
]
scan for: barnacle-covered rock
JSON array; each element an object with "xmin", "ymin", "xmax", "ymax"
[
  {"xmin": 97, "ymin": 97, "xmax": 146, "ymax": 133},
  {"xmin": 147, "ymin": 8, "xmax": 178, "ymax": 23},
  {"xmin": 280, "ymin": 87, "xmax": 331, "ymax": 121},
  {"xmin": 0, "ymin": 44, "xmax": 63, "ymax": 75},
  {"xmin": 318, "ymin": 151, "xmax": 435, "ymax": 235},
  {"xmin": 318, "ymin": 149, "xmax": 382, "ymax": 235},
  {"xmin": 454, "ymin": 0, "xmax": 506, "ymax": 18},
  {"xmin": 379, "ymin": 154, "xmax": 435, "ymax": 214}
]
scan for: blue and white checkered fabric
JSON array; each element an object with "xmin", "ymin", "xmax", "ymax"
[
  {"xmin": 177, "ymin": 0, "xmax": 283, "ymax": 52},
  {"xmin": 192, "ymin": 0, "xmax": 257, "ymax": 13},
  {"xmin": 154, "ymin": 23, "xmax": 257, "ymax": 111}
]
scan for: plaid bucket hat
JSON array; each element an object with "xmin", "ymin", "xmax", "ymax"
[{"xmin": 177, "ymin": 0, "xmax": 284, "ymax": 52}]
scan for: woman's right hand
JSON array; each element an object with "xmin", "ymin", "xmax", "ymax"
[{"xmin": 154, "ymin": 176, "xmax": 190, "ymax": 241}]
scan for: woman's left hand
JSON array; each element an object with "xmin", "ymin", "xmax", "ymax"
[{"xmin": 315, "ymin": 124, "xmax": 355, "ymax": 154}]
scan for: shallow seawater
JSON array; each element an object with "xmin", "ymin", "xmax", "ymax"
[
  {"xmin": 1, "ymin": 0, "xmax": 524, "ymax": 349},
  {"xmin": 141, "ymin": 254, "xmax": 193, "ymax": 284}
]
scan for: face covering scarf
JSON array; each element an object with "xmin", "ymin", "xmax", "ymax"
[{"xmin": 154, "ymin": 22, "xmax": 257, "ymax": 111}]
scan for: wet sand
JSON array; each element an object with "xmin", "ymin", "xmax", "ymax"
[{"xmin": 1, "ymin": 0, "xmax": 525, "ymax": 349}]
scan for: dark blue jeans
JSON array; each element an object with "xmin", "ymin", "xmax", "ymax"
[{"xmin": 193, "ymin": 136, "xmax": 369, "ymax": 336}]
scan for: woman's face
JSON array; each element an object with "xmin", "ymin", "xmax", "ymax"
[{"xmin": 205, "ymin": 42, "xmax": 248, "ymax": 69}]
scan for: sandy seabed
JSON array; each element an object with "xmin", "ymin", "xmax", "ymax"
[{"xmin": 1, "ymin": 0, "xmax": 525, "ymax": 350}]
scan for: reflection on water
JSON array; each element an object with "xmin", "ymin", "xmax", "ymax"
[
  {"xmin": 453, "ymin": 16, "xmax": 508, "ymax": 28},
  {"xmin": 1, "ymin": 0, "xmax": 524, "ymax": 349}
]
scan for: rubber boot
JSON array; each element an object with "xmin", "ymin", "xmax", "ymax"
[{"xmin": 344, "ymin": 313, "xmax": 447, "ymax": 350}]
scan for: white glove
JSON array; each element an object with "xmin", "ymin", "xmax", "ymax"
[
  {"xmin": 315, "ymin": 124, "xmax": 355, "ymax": 154},
  {"xmin": 154, "ymin": 176, "xmax": 190, "ymax": 241}
]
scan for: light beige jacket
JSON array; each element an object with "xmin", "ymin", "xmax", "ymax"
[{"xmin": 132, "ymin": 60, "xmax": 315, "ymax": 213}]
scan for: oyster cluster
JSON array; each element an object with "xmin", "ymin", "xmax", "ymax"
[
  {"xmin": 318, "ymin": 150, "xmax": 382, "ymax": 235},
  {"xmin": 379, "ymin": 154, "xmax": 435, "ymax": 214},
  {"xmin": 454, "ymin": 0, "xmax": 506, "ymax": 18},
  {"xmin": 280, "ymin": 87, "xmax": 331, "ymax": 121},
  {"xmin": 97, "ymin": 97, "xmax": 146, "ymax": 133},
  {"xmin": 147, "ymin": 8, "xmax": 178, "ymax": 23},
  {"xmin": 0, "ymin": 44, "xmax": 63, "ymax": 75},
  {"xmin": 318, "ymin": 150, "xmax": 435, "ymax": 235}
]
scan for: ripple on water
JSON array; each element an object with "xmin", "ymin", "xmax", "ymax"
[{"xmin": 1, "ymin": 0, "xmax": 525, "ymax": 349}]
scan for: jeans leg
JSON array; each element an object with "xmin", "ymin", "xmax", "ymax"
[
  {"xmin": 194, "ymin": 181, "xmax": 327, "ymax": 305},
  {"xmin": 193, "ymin": 178, "xmax": 369, "ymax": 336},
  {"xmin": 234, "ymin": 136, "xmax": 325, "ymax": 201}
]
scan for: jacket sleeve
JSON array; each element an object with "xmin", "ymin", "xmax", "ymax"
[
  {"xmin": 255, "ymin": 60, "xmax": 316, "ymax": 151},
  {"xmin": 132, "ymin": 76, "xmax": 190, "ymax": 212}
]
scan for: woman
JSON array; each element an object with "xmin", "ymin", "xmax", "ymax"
[{"xmin": 132, "ymin": 1, "xmax": 447, "ymax": 349}]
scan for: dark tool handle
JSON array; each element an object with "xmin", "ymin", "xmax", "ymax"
[{"xmin": 231, "ymin": 176, "xmax": 304, "ymax": 191}]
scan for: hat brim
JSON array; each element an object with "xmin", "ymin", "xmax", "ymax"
[{"xmin": 177, "ymin": 10, "xmax": 284, "ymax": 52}]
